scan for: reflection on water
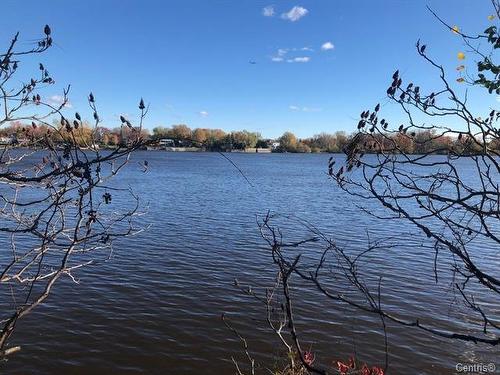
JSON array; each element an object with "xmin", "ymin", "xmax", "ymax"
[{"xmin": 2, "ymin": 152, "xmax": 498, "ymax": 374}]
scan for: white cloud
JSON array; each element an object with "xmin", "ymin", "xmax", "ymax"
[
  {"xmin": 271, "ymin": 48, "xmax": 312, "ymax": 63},
  {"xmin": 198, "ymin": 111, "xmax": 209, "ymax": 117},
  {"xmin": 262, "ymin": 5, "xmax": 275, "ymax": 17},
  {"xmin": 289, "ymin": 105, "xmax": 322, "ymax": 112},
  {"xmin": 281, "ymin": 6, "xmax": 308, "ymax": 22},
  {"xmin": 48, "ymin": 95, "xmax": 72, "ymax": 108},
  {"xmin": 288, "ymin": 56, "xmax": 310, "ymax": 63},
  {"xmin": 277, "ymin": 48, "xmax": 288, "ymax": 56},
  {"xmin": 321, "ymin": 41, "xmax": 335, "ymax": 51},
  {"xmin": 271, "ymin": 49, "xmax": 288, "ymax": 62}
]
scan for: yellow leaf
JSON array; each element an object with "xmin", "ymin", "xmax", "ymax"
[
  {"xmin": 456, "ymin": 65, "xmax": 465, "ymax": 71},
  {"xmin": 457, "ymin": 52, "xmax": 465, "ymax": 60},
  {"xmin": 488, "ymin": 15, "xmax": 496, "ymax": 21},
  {"xmin": 456, "ymin": 78, "xmax": 465, "ymax": 83},
  {"xmin": 452, "ymin": 25, "xmax": 460, "ymax": 34}
]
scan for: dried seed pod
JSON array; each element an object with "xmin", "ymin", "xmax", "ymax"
[{"xmin": 336, "ymin": 166, "xmax": 344, "ymax": 177}]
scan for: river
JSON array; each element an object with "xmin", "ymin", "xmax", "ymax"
[{"xmin": 3, "ymin": 151, "xmax": 498, "ymax": 374}]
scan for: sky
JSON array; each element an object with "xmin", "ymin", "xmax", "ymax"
[{"xmin": 1, "ymin": 0, "xmax": 498, "ymax": 138}]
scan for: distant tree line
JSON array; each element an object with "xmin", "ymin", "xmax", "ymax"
[
  {"xmin": 151, "ymin": 125, "xmax": 262, "ymax": 151},
  {"xmin": 2, "ymin": 120, "xmax": 498, "ymax": 154},
  {"xmin": 276, "ymin": 129, "xmax": 499, "ymax": 154},
  {"xmin": 0, "ymin": 120, "xmax": 149, "ymax": 148}
]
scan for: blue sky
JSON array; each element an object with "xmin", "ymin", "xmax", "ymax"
[{"xmin": 2, "ymin": 0, "xmax": 497, "ymax": 138}]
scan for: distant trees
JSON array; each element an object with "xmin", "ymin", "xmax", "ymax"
[
  {"xmin": 273, "ymin": 131, "xmax": 311, "ymax": 152},
  {"xmin": 294, "ymin": 142, "xmax": 311, "ymax": 153},
  {"xmin": 305, "ymin": 131, "xmax": 349, "ymax": 153},
  {"xmin": 151, "ymin": 124, "xmax": 262, "ymax": 150},
  {"xmin": 204, "ymin": 129, "xmax": 227, "ymax": 150},
  {"xmin": 275, "ymin": 128, "xmax": 495, "ymax": 154},
  {"xmin": 272, "ymin": 128, "xmax": 478, "ymax": 154},
  {"xmin": 277, "ymin": 131, "xmax": 298, "ymax": 152},
  {"xmin": 192, "ymin": 128, "xmax": 208, "ymax": 143},
  {"xmin": 152, "ymin": 125, "xmax": 170, "ymax": 139},
  {"xmin": 229, "ymin": 130, "xmax": 261, "ymax": 150},
  {"xmin": 0, "ymin": 119, "xmax": 148, "ymax": 148},
  {"xmin": 256, "ymin": 139, "xmax": 270, "ymax": 149},
  {"xmin": 152, "ymin": 125, "xmax": 190, "ymax": 142},
  {"xmin": 308, "ymin": 132, "xmax": 337, "ymax": 152},
  {"xmin": 171, "ymin": 124, "xmax": 192, "ymax": 141},
  {"xmin": 5, "ymin": 117, "xmax": 486, "ymax": 154}
]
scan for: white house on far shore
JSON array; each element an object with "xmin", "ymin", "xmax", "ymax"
[
  {"xmin": 159, "ymin": 139, "xmax": 175, "ymax": 147},
  {"xmin": 0, "ymin": 136, "xmax": 14, "ymax": 145}
]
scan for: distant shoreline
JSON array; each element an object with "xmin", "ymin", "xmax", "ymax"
[{"xmin": 1, "ymin": 144, "xmax": 490, "ymax": 156}]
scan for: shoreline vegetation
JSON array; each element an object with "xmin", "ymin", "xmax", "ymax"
[{"xmin": 1, "ymin": 121, "xmax": 499, "ymax": 154}]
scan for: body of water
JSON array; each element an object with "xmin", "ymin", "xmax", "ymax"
[{"xmin": 2, "ymin": 152, "xmax": 499, "ymax": 374}]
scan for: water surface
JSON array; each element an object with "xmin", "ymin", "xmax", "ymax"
[{"xmin": 3, "ymin": 152, "xmax": 498, "ymax": 374}]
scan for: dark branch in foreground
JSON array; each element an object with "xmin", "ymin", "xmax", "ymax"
[{"xmin": 0, "ymin": 26, "xmax": 148, "ymax": 358}]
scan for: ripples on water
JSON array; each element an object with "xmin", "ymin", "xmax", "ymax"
[{"xmin": 2, "ymin": 152, "xmax": 499, "ymax": 374}]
